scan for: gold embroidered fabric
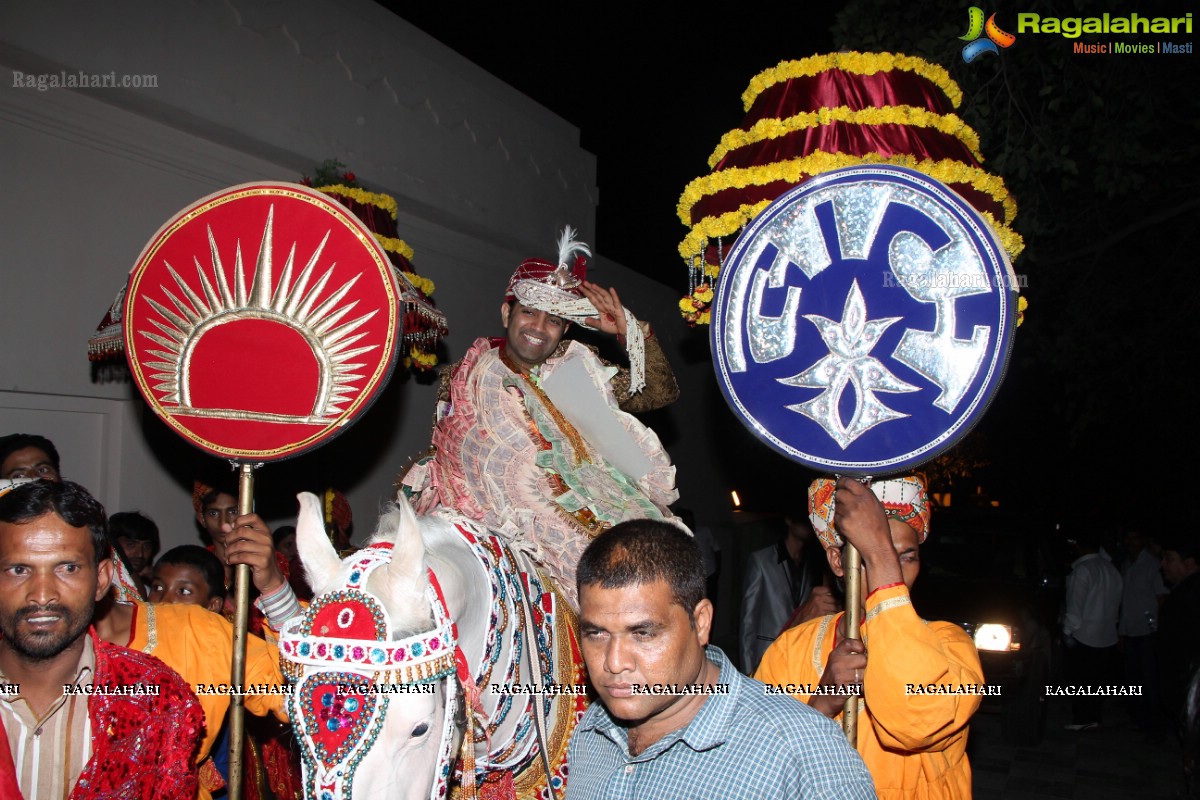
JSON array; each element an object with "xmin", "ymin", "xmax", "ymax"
[{"xmin": 606, "ymin": 336, "xmax": 680, "ymax": 413}]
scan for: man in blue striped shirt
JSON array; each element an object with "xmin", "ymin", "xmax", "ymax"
[{"xmin": 568, "ymin": 519, "xmax": 876, "ymax": 799}]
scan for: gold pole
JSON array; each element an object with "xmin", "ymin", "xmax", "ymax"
[
  {"xmin": 228, "ymin": 463, "xmax": 255, "ymax": 800},
  {"xmin": 842, "ymin": 543, "xmax": 862, "ymax": 742},
  {"xmin": 836, "ymin": 473, "xmax": 871, "ymax": 744}
]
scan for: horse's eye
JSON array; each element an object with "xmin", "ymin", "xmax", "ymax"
[{"xmin": 411, "ymin": 722, "xmax": 429, "ymax": 738}]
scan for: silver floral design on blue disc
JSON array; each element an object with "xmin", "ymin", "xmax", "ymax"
[{"xmin": 711, "ymin": 165, "xmax": 1017, "ymax": 475}]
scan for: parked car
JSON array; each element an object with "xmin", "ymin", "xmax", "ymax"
[{"xmin": 909, "ymin": 507, "xmax": 1064, "ymax": 745}]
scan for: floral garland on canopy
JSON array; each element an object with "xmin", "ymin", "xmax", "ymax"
[
  {"xmin": 302, "ymin": 160, "xmax": 448, "ymax": 372},
  {"xmin": 676, "ymin": 51, "xmax": 1026, "ymax": 327}
]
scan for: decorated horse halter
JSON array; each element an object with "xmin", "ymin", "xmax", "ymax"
[{"xmin": 280, "ymin": 543, "xmax": 462, "ymax": 800}]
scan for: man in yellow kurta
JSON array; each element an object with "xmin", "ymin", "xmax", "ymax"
[{"xmin": 756, "ymin": 476, "xmax": 982, "ymax": 800}]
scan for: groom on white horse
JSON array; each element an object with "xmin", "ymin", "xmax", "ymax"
[{"xmin": 401, "ymin": 227, "xmax": 683, "ymax": 609}]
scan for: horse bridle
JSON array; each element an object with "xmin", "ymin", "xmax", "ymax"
[{"xmin": 280, "ymin": 543, "xmax": 464, "ymax": 800}]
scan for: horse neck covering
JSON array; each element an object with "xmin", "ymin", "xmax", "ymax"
[{"xmin": 450, "ymin": 519, "xmax": 584, "ymax": 796}]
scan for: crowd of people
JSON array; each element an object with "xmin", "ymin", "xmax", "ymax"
[
  {"xmin": 1, "ymin": 227, "xmax": 1197, "ymax": 800},
  {"xmin": 1057, "ymin": 519, "xmax": 1200, "ymax": 745}
]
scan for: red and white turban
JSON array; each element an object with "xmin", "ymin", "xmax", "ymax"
[
  {"xmin": 808, "ymin": 475, "xmax": 931, "ymax": 549},
  {"xmin": 504, "ymin": 227, "xmax": 647, "ymax": 393}
]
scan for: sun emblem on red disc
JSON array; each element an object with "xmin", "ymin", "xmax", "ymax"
[{"xmin": 124, "ymin": 183, "xmax": 400, "ymax": 460}]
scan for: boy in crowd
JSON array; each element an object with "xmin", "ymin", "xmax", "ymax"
[
  {"xmin": 149, "ymin": 545, "xmax": 227, "ymax": 613},
  {"xmin": 193, "ymin": 478, "xmax": 301, "ymax": 638},
  {"xmin": 109, "ymin": 510, "xmax": 161, "ymax": 591},
  {"xmin": 0, "ymin": 433, "xmax": 60, "ymax": 481}
]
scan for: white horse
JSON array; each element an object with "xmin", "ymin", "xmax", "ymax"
[{"xmin": 280, "ymin": 491, "xmax": 587, "ymax": 800}]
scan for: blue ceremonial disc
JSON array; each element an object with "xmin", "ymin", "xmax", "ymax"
[{"xmin": 710, "ymin": 165, "xmax": 1017, "ymax": 476}]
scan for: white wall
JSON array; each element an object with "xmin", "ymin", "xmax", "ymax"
[{"xmin": 0, "ymin": 0, "xmax": 733, "ymax": 552}]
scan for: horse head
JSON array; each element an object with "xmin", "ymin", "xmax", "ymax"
[{"xmin": 280, "ymin": 491, "xmax": 462, "ymax": 800}]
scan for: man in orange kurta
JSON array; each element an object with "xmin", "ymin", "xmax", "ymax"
[{"xmin": 756, "ymin": 476, "xmax": 983, "ymax": 800}]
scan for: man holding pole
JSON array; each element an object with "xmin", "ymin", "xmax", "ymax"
[
  {"xmin": 192, "ymin": 477, "xmax": 305, "ymax": 799},
  {"xmin": 756, "ymin": 476, "xmax": 983, "ymax": 800},
  {"xmin": 193, "ymin": 477, "xmax": 303, "ymax": 638}
]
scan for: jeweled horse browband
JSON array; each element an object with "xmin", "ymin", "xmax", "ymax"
[{"xmin": 279, "ymin": 588, "xmax": 457, "ymax": 683}]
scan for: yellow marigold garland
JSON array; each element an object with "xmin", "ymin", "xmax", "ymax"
[
  {"xmin": 315, "ymin": 184, "xmax": 399, "ymax": 220},
  {"xmin": 743, "ymin": 53, "xmax": 963, "ymax": 112},
  {"xmin": 982, "ymin": 211, "xmax": 1023, "ymax": 259},
  {"xmin": 677, "ymin": 53, "xmax": 1027, "ymax": 327},
  {"xmin": 677, "ymin": 153, "xmax": 1024, "ymax": 261},
  {"xmin": 679, "ymin": 284, "xmax": 715, "ymax": 327},
  {"xmin": 372, "ymin": 233, "xmax": 416, "ymax": 262},
  {"xmin": 403, "ymin": 270, "xmax": 436, "ymax": 297},
  {"xmin": 708, "ymin": 106, "xmax": 983, "ymax": 169},
  {"xmin": 678, "ymin": 200, "xmax": 772, "ymax": 259},
  {"xmin": 679, "ymin": 152, "xmax": 1017, "ymax": 228},
  {"xmin": 404, "ymin": 345, "xmax": 438, "ymax": 371}
]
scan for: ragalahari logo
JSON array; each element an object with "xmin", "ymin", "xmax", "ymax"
[{"xmin": 960, "ymin": 7, "xmax": 1017, "ymax": 62}]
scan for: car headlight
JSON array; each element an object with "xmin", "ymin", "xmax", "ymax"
[{"xmin": 974, "ymin": 623, "xmax": 1016, "ymax": 652}]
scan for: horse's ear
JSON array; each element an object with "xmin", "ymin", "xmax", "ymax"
[
  {"xmin": 377, "ymin": 491, "xmax": 430, "ymax": 628},
  {"xmin": 295, "ymin": 492, "xmax": 342, "ymax": 595},
  {"xmin": 381, "ymin": 491, "xmax": 425, "ymax": 589}
]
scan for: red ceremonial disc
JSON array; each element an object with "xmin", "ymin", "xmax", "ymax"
[{"xmin": 124, "ymin": 182, "xmax": 401, "ymax": 461}]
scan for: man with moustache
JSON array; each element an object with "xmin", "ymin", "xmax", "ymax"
[
  {"xmin": 402, "ymin": 228, "xmax": 682, "ymax": 610},
  {"xmin": 566, "ymin": 519, "xmax": 875, "ymax": 800},
  {"xmin": 0, "ymin": 479, "xmax": 202, "ymax": 798}
]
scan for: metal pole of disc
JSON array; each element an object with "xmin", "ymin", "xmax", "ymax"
[
  {"xmin": 842, "ymin": 543, "xmax": 862, "ymax": 742},
  {"xmin": 228, "ymin": 462, "xmax": 255, "ymax": 800}
]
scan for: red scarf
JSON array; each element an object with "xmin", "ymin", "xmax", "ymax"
[
  {"xmin": 0, "ymin": 725, "xmax": 18, "ymax": 800},
  {"xmin": 0, "ymin": 631, "xmax": 204, "ymax": 799},
  {"xmin": 74, "ymin": 632, "xmax": 204, "ymax": 798}
]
